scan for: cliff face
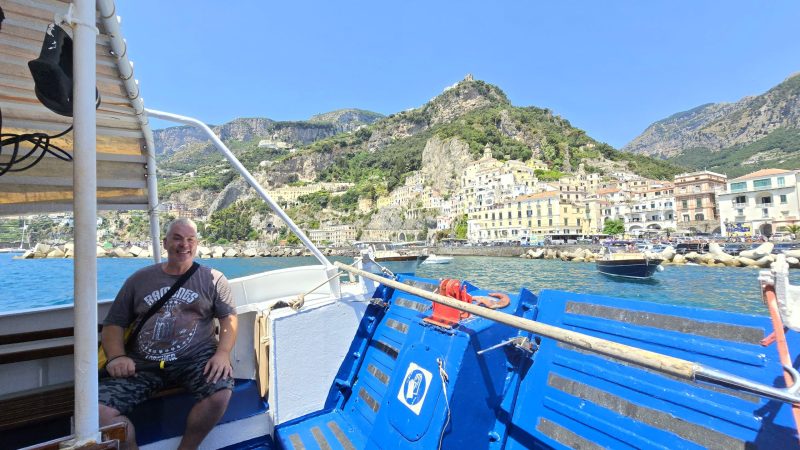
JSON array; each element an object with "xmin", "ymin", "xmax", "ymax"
[
  {"xmin": 419, "ymin": 136, "xmax": 473, "ymax": 194},
  {"xmin": 623, "ymin": 73, "xmax": 800, "ymax": 158},
  {"xmin": 153, "ymin": 109, "xmax": 383, "ymax": 155}
]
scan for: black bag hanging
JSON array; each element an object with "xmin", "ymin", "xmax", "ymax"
[{"xmin": 27, "ymin": 23, "xmax": 100, "ymax": 117}]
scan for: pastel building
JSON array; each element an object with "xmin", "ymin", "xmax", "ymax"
[
  {"xmin": 718, "ymin": 169, "xmax": 800, "ymax": 237},
  {"xmin": 673, "ymin": 171, "xmax": 727, "ymax": 234}
]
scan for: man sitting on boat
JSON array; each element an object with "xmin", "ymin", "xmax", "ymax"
[{"xmin": 98, "ymin": 218, "xmax": 238, "ymax": 449}]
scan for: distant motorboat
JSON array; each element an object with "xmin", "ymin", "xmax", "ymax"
[
  {"xmin": 355, "ymin": 241, "xmax": 428, "ymax": 273},
  {"xmin": 596, "ymin": 245, "xmax": 663, "ymax": 279},
  {"xmin": 421, "ymin": 254, "xmax": 453, "ymax": 265}
]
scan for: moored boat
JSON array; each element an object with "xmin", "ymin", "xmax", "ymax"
[
  {"xmin": 596, "ymin": 246, "xmax": 664, "ymax": 279},
  {"xmin": 356, "ymin": 241, "xmax": 429, "ymax": 274},
  {"xmin": 420, "ymin": 253, "xmax": 453, "ymax": 264}
]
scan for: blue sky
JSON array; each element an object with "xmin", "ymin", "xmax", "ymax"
[{"xmin": 117, "ymin": 1, "xmax": 800, "ymax": 149}]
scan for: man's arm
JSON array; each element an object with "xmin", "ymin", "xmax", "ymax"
[
  {"xmin": 204, "ymin": 314, "xmax": 238, "ymax": 383},
  {"xmin": 101, "ymin": 324, "xmax": 136, "ymax": 377}
]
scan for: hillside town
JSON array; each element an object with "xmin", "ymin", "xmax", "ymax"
[
  {"xmin": 5, "ymin": 144, "xmax": 797, "ymax": 251},
  {"xmin": 259, "ymin": 145, "xmax": 799, "ymax": 247}
]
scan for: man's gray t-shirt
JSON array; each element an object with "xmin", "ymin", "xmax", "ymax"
[{"xmin": 103, "ymin": 264, "xmax": 235, "ymax": 362}]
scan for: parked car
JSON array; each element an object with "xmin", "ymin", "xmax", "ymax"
[
  {"xmin": 771, "ymin": 233, "xmax": 795, "ymax": 242},
  {"xmin": 675, "ymin": 242, "xmax": 709, "ymax": 255},
  {"xmin": 722, "ymin": 243, "xmax": 747, "ymax": 256},
  {"xmin": 772, "ymin": 242, "xmax": 800, "ymax": 254},
  {"xmin": 649, "ymin": 244, "xmax": 667, "ymax": 253}
]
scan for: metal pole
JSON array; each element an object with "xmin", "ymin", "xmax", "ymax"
[
  {"xmin": 72, "ymin": 0, "xmax": 100, "ymax": 444},
  {"xmin": 335, "ymin": 262, "xmax": 800, "ymax": 404},
  {"xmin": 144, "ymin": 109, "xmax": 332, "ymax": 268}
]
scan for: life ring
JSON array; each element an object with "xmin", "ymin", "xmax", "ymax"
[{"xmin": 472, "ymin": 292, "xmax": 510, "ymax": 309}]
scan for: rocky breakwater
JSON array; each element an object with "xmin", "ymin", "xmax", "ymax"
[
  {"xmin": 17, "ymin": 242, "xmax": 357, "ymax": 259},
  {"xmin": 520, "ymin": 242, "xmax": 800, "ymax": 270}
]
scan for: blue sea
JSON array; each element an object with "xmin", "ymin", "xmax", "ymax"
[{"xmin": 1, "ymin": 253, "xmax": 798, "ymax": 315}]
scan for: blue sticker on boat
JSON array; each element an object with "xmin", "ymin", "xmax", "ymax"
[{"xmin": 397, "ymin": 362, "xmax": 432, "ymax": 415}]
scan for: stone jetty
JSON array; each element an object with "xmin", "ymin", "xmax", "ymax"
[
  {"xmin": 16, "ymin": 242, "xmax": 357, "ymax": 260},
  {"xmin": 519, "ymin": 241, "xmax": 800, "ymax": 270}
]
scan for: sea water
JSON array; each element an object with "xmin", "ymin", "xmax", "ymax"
[{"xmin": 1, "ymin": 253, "xmax": 798, "ymax": 315}]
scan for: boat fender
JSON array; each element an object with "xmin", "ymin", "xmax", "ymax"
[{"xmin": 657, "ymin": 265, "xmax": 665, "ymax": 272}]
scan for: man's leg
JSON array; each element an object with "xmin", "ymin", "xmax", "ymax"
[
  {"xmin": 178, "ymin": 388, "xmax": 232, "ymax": 450},
  {"xmin": 99, "ymin": 404, "xmax": 138, "ymax": 450}
]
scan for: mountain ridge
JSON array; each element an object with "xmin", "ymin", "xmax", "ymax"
[{"xmin": 622, "ymin": 73, "xmax": 800, "ymax": 174}]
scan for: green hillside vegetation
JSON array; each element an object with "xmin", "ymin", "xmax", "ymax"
[
  {"xmin": 666, "ymin": 127, "xmax": 800, "ymax": 177},
  {"xmin": 317, "ymin": 102, "xmax": 684, "ymax": 192},
  {"xmin": 309, "ymin": 108, "xmax": 385, "ymax": 123},
  {"xmin": 318, "ymin": 130, "xmax": 433, "ymax": 191},
  {"xmin": 158, "ymin": 138, "xmax": 292, "ymax": 197}
]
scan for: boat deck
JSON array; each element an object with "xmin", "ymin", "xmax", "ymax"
[{"xmin": 275, "ymin": 274, "xmax": 799, "ymax": 449}]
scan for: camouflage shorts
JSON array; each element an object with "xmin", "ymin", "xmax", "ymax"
[{"xmin": 98, "ymin": 347, "xmax": 234, "ymax": 415}]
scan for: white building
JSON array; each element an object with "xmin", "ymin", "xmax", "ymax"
[
  {"xmin": 623, "ymin": 187, "xmax": 676, "ymax": 235},
  {"xmin": 718, "ymin": 168, "xmax": 800, "ymax": 237}
]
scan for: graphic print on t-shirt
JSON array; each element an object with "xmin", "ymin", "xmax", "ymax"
[{"xmin": 136, "ymin": 286, "xmax": 202, "ymax": 361}]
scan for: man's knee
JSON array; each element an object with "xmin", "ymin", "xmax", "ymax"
[
  {"xmin": 99, "ymin": 403, "xmax": 122, "ymax": 426},
  {"xmin": 205, "ymin": 388, "xmax": 232, "ymax": 409}
]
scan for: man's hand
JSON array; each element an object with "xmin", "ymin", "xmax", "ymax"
[
  {"xmin": 204, "ymin": 350, "xmax": 232, "ymax": 384},
  {"xmin": 106, "ymin": 356, "xmax": 136, "ymax": 378}
]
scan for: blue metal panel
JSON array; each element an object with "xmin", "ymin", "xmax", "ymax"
[
  {"xmin": 503, "ymin": 289, "xmax": 800, "ymax": 449},
  {"xmin": 129, "ymin": 379, "xmax": 268, "ymax": 445},
  {"xmin": 277, "ymin": 274, "xmax": 526, "ymax": 449}
]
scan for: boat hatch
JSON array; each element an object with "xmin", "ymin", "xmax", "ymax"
[{"xmin": 505, "ymin": 289, "xmax": 799, "ymax": 448}]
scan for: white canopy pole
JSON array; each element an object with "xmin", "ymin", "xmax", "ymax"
[
  {"xmin": 72, "ymin": 0, "xmax": 100, "ymax": 444},
  {"xmin": 144, "ymin": 109, "xmax": 333, "ymax": 268},
  {"xmin": 97, "ymin": 0, "xmax": 161, "ymax": 263}
]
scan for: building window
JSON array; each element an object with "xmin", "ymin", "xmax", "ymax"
[
  {"xmin": 681, "ymin": 200, "xmax": 688, "ymax": 208},
  {"xmin": 761, "ymin": 196, "xmax": 772, "ymax": 205},
  {"xmin": 730, "ymin": 182, "xmax": 746, "ymax": 192},
  {"xmin": 695, "ymin": 213, "xmax": 704, "ymax": 221},
  {"xmin": 577, "ymin": 218, "xmax": 581, "ymax": 226},
  {"xmin": 683, "ymin": 215, "xmax": 690, "ymax": 222},
  {"xmin": 778, "ymin": 177, "xmax": 785, "ymax": 187},
  {"xmin": 753, "ymin": 179, "xmax": 771, "ymax": 189},
  {"xmin": 780, "ymin": 194, "xmax": 788, "ymax": 204},
  {"xmin": 762, "ymin": 208, "xmax": 769, "ymax": 218},
  {"xmin": 696, "ymin": 198, "xmax": 702, "ymax": 207},
  {"xmin": 549, "ymin": 219, "xmax": 553, "ymax": 226},
  {"xmin": 537, "ymin": 219, "xmax": 541, "ymax": 227},
  {"xmin": 734, "ymin": 195, "xmax": 746, "ymax": 205}
]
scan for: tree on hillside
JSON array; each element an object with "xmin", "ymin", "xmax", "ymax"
[
  {"xmin": 603, "ymin": 219, "xmax": 625, "ymax": 236},
  {"xmin": 205, "ymin": 203, "xmax": 253, "ymax": 243},
  {"xmin": 454, "ymin": 214, "xmax": 469, "ymax": 239}
]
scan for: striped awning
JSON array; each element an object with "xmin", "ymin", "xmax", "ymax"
[{"xmin": 0, "ymin": 0, "xmax": 151, "ymax": 215}]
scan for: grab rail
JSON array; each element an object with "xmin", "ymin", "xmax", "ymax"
[{"xmin": 335, "ymin": 261, "xmax": 800, "ymax": 405}]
